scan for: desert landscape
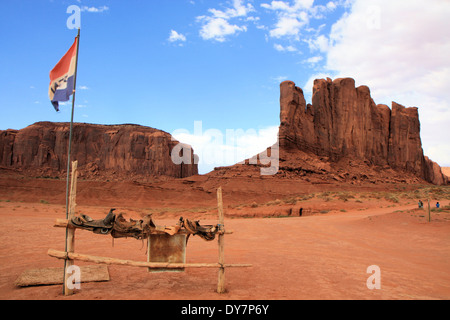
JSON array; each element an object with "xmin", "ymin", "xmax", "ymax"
[
  {"xmin": 0, "ymin": 175, "xmax": 449, "ymax": 300},
  {"xmin": 0, "ymin": 78, "xmax": 449, "ymax": 300}
]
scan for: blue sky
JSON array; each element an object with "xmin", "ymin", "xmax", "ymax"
[{"xmin": 1, "ymin": 0, "xmax": 449, "ymax": 173}]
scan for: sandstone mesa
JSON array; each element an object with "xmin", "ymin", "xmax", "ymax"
[{"xmin": 0, "ymin": 77, "xmax": 447, "ymax": 185}]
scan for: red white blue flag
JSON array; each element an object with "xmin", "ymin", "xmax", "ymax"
[{"xmin": 48, "ymin": 38, "xmax": 78, "ymax": 111}]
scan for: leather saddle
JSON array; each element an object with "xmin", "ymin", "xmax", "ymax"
[
  {"xmin": 70, "ymin": 209, "xmax": 155, "ymax": 240},
  {"xmin": 70, "ymin": 209, "xmax": 220, "ymax": 242},
  {"xmin": 70, "ymin": 208, "xmax": 116, "ymax": 235},
  {"xmin": 181, "ymin": 217, "xmax": 218, "ymax": 241},
  {"xmin": 111, "ymin": 212, "xmax": 155, "ymax": 239}
]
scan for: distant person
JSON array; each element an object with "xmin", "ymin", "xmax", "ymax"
[
  {"xmin": 418, "ymin": 200, "xmax": 423, "ymax": 208},
  {"xmin": 436, "ymin": 202, "xmax": 440, "ymax": 209}
]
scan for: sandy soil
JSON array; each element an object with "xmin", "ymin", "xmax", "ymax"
[{"xmin": 0, "ymin": 196, "xmax": 449, "ymax": 300}]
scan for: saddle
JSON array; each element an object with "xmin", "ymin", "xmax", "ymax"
[
  {"xmin": 111, "ymin": 212, "xmax": 155, "ymax": 240},
  {"xmin": 70, "ymin": 209, "xmax": 221, "ymax": 242},
  {"xmin": 70, "ymin": 209, "xmax": 155, "ymax": 240},
  {"xmin": 70, "ymin": 208, "xmax": 117, "ymax": 235},
  {"xmin": 181, "ymin": 217, "xmax": 218, "ymax": 241}
]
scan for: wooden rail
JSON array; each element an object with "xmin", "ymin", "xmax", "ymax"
[{"xmin": 48, "ymin": 249, "xmax": 252, "ymax": 269}]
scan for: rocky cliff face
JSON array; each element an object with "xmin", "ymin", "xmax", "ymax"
[
  {"xmin": 0, "ymin": 122, "xmax": 198, "ymax": 180},
  {"xmin": 279, "ymin": 78, "xmax": 447, "ymax": 185}
]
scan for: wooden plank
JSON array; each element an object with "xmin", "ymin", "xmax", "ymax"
[
  {"xmin": 217, "ymin": 187, "xmax": 226, "ymax": 294},
  {"xmin": 64, "ymin": 160, "xmax": 78, "ymax": 296},
  {"xmin": 48, "ymin": 249, "xmax": 251, "ymax": 269},
  {"xmin": 15, "ymin": 265, "xmax": 110, "ymax": 287}
]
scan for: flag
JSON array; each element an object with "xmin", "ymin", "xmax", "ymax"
[{"xmin": 48, "ymin": 38, "xmax": 78, "ymax": 111}]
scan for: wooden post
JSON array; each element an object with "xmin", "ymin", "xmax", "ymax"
[
  {"xmin": 217, "ymin": 187, "xmax": 225, "ymax": 294},
  {"xmin": 427, "ymin": 198, "xmax": 431, "ymax": 223},
  {"xmin": 63, "ymin": 160, "xmax": 78, "ymax": 296}
]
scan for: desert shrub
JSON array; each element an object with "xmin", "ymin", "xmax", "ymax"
[
  {"xmin": 266, "ymin": 199, "xmax": 282, "ymax": 206},
  {"xmin": 337, "ymin": 193, "xmax": 355, "ymax": 202},
  {"xmin": 283, "ymin": 197, "xmax": 297, "ymax": 205},
  {"xmin": 301, "ymin": 194, "xmax": 315, "ymax": 201},
  {"xmin": 318, "ymin": 192, "xmax": 331, "ymax": 198},
  {"xmin": 385, "ymin": 194, "xmax": 399, "ymax": 203}
]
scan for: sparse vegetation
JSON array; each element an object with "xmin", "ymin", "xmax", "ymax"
[
  {"xmin": 384, "ymin": 194, "xmax": 399, "ymax": 203},
  {"xmin": 265, "ymin": 199, "xmax": 282, "ymax": 206},
  {"xmin": 282, "ymin": 197, "xmax": 297, "ymax": 205},
  {"xmin": 300, "ymin": 194, "xmax": 315, "ymax": 201}
]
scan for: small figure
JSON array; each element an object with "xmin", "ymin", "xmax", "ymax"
[
  {"xmin": 436, "ymin": 202, "xmax": 440, "ymax": 209},
  {"xmin": 418, "ymin": 200, "xmax": 423, "ymax": 208}
]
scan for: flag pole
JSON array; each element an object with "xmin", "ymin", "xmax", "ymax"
[
  {"xmin": 65, "ymin": 27, "xmax": 80, "ymax": 220},
  {"xmin": 63, "ymin": 27, "xmax": 80, "ymax": 295}
]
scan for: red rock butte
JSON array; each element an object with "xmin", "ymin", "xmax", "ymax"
[
  {"xmin": 0, "ymin": 122, "xmax": 198, "ymax": 181},
  {"xmin": 278, "ymin": 77, "xmax": 447, "ymax": 185},
  {"xmin": 0, "ymin": 77, "xmax": 447, "ymax": 186}
]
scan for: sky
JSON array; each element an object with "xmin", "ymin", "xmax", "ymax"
[{"xmin": 0, "ymin": 0, "xmax": 449, "ymax": 174}]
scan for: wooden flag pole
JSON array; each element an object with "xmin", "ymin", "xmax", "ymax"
[
  {"xmin": 65, "ymin": 28, "xmax": 81, "ymax": 221},
  {"xmin": 217, "ymin": 187, "xmax": 226, "ymax": 293},
  {"xmin": 63, "ymin": 28, "xmax": 80, "ymax": 296},
  {"xmin": 63, "ymin": 161, "xmax": 78, "ymax": 296}
]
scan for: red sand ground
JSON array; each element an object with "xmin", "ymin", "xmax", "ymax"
[{"xmin": 0, "ymin": 188, "xmax": 449, "ymax": 300}]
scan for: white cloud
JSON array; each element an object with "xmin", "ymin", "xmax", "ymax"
[
  {"xmin": 261, "ymin": 0, "xmax": 341, "ymax": 40},
  {"xmin": 78, "ymin": 85, "xmax": 89, "ymax": 90},
  {"xmin": 261, "ymin": 0, "xmax": 314, "ymax": 13},
  {"xmin": 199, "ymin": 17, "xmax": 246, "ymax": 42},
  {"xmin": 307, "ymin": 34, "xmax": 329, "ymax": 52},
  {"xmin": 274, "ymin": 43, "xmax": 298, "ymax": 52},
  {"xmin": 326, "ymin": 1, "xmax": 337, "ymax": 11},
  {"xmin": 168, "ymin": 30, "xmax": 186, "ymax": 43},
  {"xmin": 272, "ymin": 75, "xmax": 289, "ymax": 83},
  {"xmin": 269, "ymin": 16, "xmax": 307, "ymax": 39},
  {"xmin": 305, "ymin": 0, "xmax": 450, "ymax": 166},
  {"xmin": 197, "ymin": 0, "xmax": 253, "ymax": 42},
  {"xmin": 80, "ymin": 6, "xmax": 109, "ymax": 13},
  {"xmin": 305, "ymin": 55, "xmax": 323, "ymax": 65}
]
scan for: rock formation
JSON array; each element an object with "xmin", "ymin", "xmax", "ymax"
[
  {"xmin": 0, "ymin": 122, "xmax": 198, "ymax": 180},
  {"xmin": 279, "ymin": 78, "xmax": 447, "ymax": 185}
]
